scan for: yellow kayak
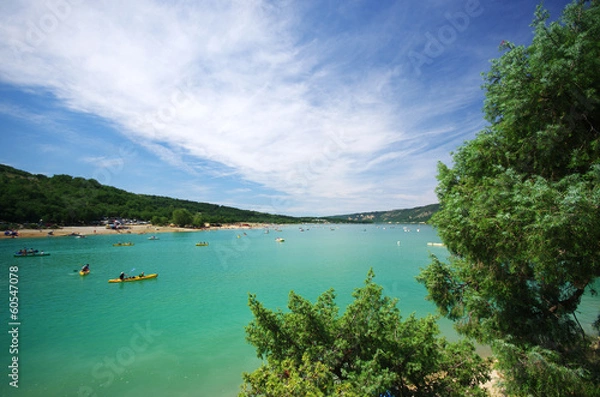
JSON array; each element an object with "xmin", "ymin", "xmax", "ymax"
[
  {"xmin": 113, "ymin": 242, "xmax": 134, "ymax": 247},
  {"xmin": 108, "ymin": 273, "xmax": 158, "ymax": 283},
  {"xmin": 79, "ymin": 269, "xmax": 90, "ymax": 276}
]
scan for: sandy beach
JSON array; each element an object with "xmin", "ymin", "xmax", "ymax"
[{"xmin": 4, "ymin": 223, "xmax": 267, "ymax": 239}]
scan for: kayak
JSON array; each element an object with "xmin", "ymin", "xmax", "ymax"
[
  {"xmin": 108, "ymin": 273, "xmax": 158, "ymax": 283},
  {"xmin": 14, "ymin": 252, "xmax": 50, "ymax": 257},
  {"xmin": 79, "ymin": 269, "xmax": 90, "ymax": 276},
  {"xmin": 113, "ymin": 242, "xmax": 134, "ymax": 247}
]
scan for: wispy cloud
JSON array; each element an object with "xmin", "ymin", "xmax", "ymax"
[
  {"xmin": 0, "ymin": 0, "xmax": 541, "ymax": 215},
  {"xmin": 81, "ymin": 156, "xmax": 126, "ymax": 169}
]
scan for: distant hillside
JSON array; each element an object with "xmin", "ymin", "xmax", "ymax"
[
  {"xmin": 0, "ymin": 164, "xmax": 307, "ymax": 226},
  {"xmin": 0, "ymin": 164, "xmax": 439, "ymax": 226},
  {"xmin": 332, "ymin": 204, "xmax": 440, "ymax": 223}
]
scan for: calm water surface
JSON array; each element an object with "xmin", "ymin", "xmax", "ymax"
[{"xmin": 0, "ymin": 224, "xmax": 597, "ymax": 396}]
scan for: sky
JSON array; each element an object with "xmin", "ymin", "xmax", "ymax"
[{"xmin": 0, "ymin": 0, "xmax": 572, "ymax": 217}]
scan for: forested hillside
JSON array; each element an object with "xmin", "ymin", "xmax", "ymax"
[
  {"xmin": 334, "ymin": 204, "xmax": 439, "ymax": 223},
  {"xmin": 0, "ymin": 164, "xmax": 304, "ymax": 225}
]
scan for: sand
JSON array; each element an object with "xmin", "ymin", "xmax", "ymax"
[{"xmin": 3, "ymin": 223, "xmax": 267, "ymax": 239}]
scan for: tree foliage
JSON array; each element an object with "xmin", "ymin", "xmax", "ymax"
[
  {"xmin": 418, "ymin": 1, "xmax": 600, "ymax": 395},
  {"xmin": 0, "ymin": 164, "xmax": 317, "ymax": 225},
  {"xmin": 240, "ymin": 270, "xmax": 490, "ymax": 396},
  {"xmin": 171, "ymin": 208, "xmax": 193, "ymax": 227}
]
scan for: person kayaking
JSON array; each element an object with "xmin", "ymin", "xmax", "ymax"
[
  {"xmin": 119, "ymin": 272, "xmax": 125, "ymax": 280},
  {"xmin": 81, "ymin": 264, "xmax": 90, "ymax": 272}
]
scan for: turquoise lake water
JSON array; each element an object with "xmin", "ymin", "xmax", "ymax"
[{"xmin": 1, "ymin": 224, "xmax": 598, "ymax": 396}]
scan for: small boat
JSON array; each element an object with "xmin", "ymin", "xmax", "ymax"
[
  {"xmin": 14, "ymin": 251, "xmax": 50, "ymax": 257},
  {"xmin": 196, "ymin": 242, "xmax": 209, "ymax": 246},
  {"xmin": 148, "ymin": 236, "xmax": 159, "ymax": 240},
  {"xmin": 108, "ymin": 273, "xmax": 158, "ymax": 283},
  {"xmin": 275, "ymin": 237, "xmax": 285, "ymax": 243},
  {"xmin": 79, "ymin": 269, "xmax": 90, "ymax": 276},
  {"xmin": 427, "ymin": 242, "xmax": 445, "ymax": 247},
  {"xmin": 113, "ymin": 242, "xmax": 134, "ymax": 247}
]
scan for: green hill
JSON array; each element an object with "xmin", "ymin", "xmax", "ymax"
[
  {"xmin": 332, "ymin": 204, "xmax": 440, "ymax": 223},
  {"xmin": 0, "ymin": 164, "xmax": 438, "ymax": 226},
  {"xmin": 0, "ymin": 164, "xmax": 303, "ymax": 226}
]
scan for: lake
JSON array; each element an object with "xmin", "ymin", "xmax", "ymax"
[{"xmin": 0, "ymin": 224, "xmax": 597, "ymax": 396}]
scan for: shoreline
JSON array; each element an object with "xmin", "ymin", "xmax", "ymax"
[{"xmin": 2, "ymin": 223, "xmax": 271, "ymax": 239}]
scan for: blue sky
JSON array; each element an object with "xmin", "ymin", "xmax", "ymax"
[{"xmin": 0, "ymin": 0, "xmax": 572, "ymax": 216}]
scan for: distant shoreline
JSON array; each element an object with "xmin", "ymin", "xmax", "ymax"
[{"xmin": 2, "ymin": 223, "xmax": 269, "ymax": 239}]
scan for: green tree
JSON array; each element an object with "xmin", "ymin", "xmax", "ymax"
[
  {"xmin": 418, "ymin": 1, "xmax": 600, "ymax": 395},
  {"xmin": 150, "ymin": 215, "xmax": 168, "ymax": 226},
  {"xmin": 240, "ymin": 270, "xmax": 490, "ymax": 396},
  {"xmin": 192, "ymin": 213, "xmax": 205, "ymax": 228},
  {"xmin": 171, "ymin": 208, "xmax": 193, "ymax": 227}
]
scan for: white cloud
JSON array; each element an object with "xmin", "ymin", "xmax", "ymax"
[
  {"xmin": 81, "ymin": 156, "xmax": 125, "ymax": 169},
  {"xmin": 0, "ymin": 0, "xmax": 490, "ymax": 215}
]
